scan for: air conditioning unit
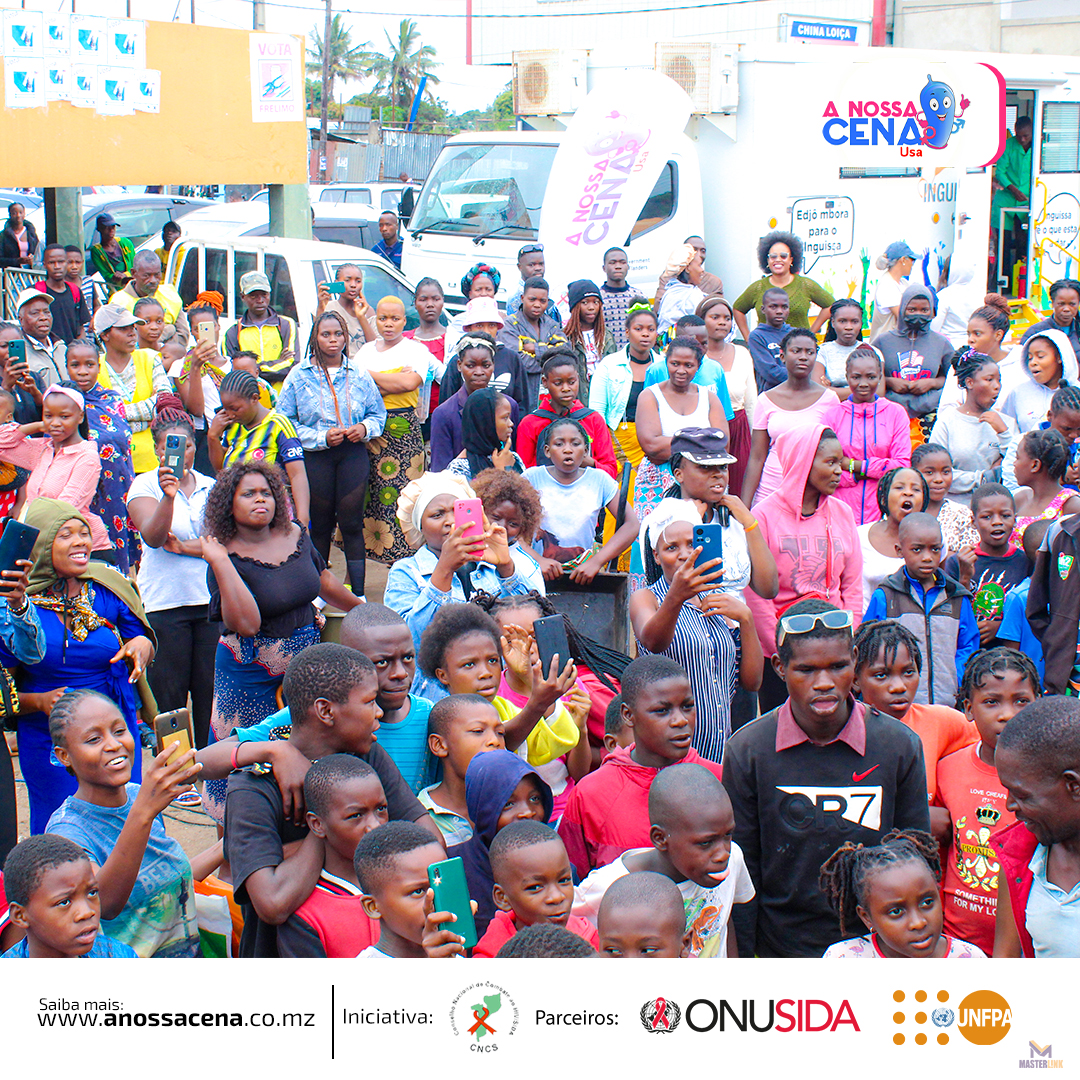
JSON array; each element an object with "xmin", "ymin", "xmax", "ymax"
[
  {"xmin": 654, "ymin": 42, "xmax": 739, "ymax": 115},
  {"xmin": 513, "ymin": 50, "xmax": 587, "ymax": 116}
]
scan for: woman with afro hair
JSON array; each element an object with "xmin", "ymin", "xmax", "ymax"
[{"xmin": 732, "ymin": 229, "xmax": 835, "ymax": 339}]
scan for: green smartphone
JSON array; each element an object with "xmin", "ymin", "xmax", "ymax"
[
  {"xmin": 326, "ymin": 280, "xmax": 346, "ymax": 295},
  {"xmin": 427, "ymin": 856, "xmax": 477, "ymax": 949}
]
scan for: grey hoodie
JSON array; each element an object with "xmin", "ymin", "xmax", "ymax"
[{"xmin": 873, "ymin": 284, "xmax": 954, "ymax": 417}]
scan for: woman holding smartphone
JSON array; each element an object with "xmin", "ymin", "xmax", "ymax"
[
  {"xmin": 630, "ymin": 497, "xmax": 763, "ymax": 765},
  {"xmin": 126, "ymin": 412, "xmax": 217, "ymax": 749}
]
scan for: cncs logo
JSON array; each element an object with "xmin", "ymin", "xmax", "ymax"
[{"xmin": 640, "ymin": 997, "xmax": 681, "ymax": 1034}]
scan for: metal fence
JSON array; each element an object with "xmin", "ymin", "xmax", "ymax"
[
  {"xmin": 382, "ymin": 130, "xmax": 448, "ymax": 182},
  {"xmin": 0, "ymin": 267, "xmax": 46, "ymax": 322}
]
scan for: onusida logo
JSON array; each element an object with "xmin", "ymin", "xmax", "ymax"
[{"xmin": 640, "ymin": 998, "xmax": 681, "ymax": 1034}]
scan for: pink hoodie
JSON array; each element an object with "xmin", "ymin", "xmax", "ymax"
[
  {"xmin": 745, "ymin": 422, "xmax": 864, "ymax": 658},
  {"xmin": 825, "ymin": 396, "xmax": 912, "ymax": 525}
]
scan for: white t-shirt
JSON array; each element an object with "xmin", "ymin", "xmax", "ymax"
[
  {"xmin": 572, "ymin": 843, "xmax": 755, "ymax": 958},
  {"xmin": 822, "ymin": 933, "xmax": 986, "ymax": 958},
  {"xmin": 524, "ymin": 465, "xmax": 618, "ymax": 553},
  {"xmin": 125, "ymin": 469, "xmax": 216, "ymax": 613},
  {"xmin": 356, "ymin": 945, "xmax": 393, "ymax": 958},
  {"xmin": 857, "ymin": 521, "xmax": 904, "ymax": 613},
  {"xmin": 168, "ymin": 356, "xmax": 232, "ymax": 426}
]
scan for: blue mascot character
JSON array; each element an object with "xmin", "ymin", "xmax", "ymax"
[{"xmin": 920, "ymin": 75, "xmax": 968, "ymax": 149}]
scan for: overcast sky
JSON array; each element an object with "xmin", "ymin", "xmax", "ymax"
[{"xmin": 2, "ymin": 0, "xmax": 511, "ymax": 111}]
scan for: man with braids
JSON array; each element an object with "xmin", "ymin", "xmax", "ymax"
[
  {"xmin": 819, "ymin": 829, "xmax": 985, "ymax": 957},
  {"xmin": 723, "ymin": 597, "xmax": 929, "ymax": 957},
  {"xmin": 108, "ymin": 249, "xmax": 190, "ymax": 345},
  {"xmin": 935, "ymin": 646, "xmax": 1040, "ymax": 953},
  {"xmin": 992, "ymin": 695, "xmax": 1080, "ymax": 957}
]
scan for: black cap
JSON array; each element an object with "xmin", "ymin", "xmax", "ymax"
[
  {"xmin": 670, "ymin": 427, "xmax": 737, "ymax": 465},
  {"xmin": 96, "ymin": 212, "xmax": 117, "ymax": 229},
  {"xmin": 567, "ymin": 279, "xmax": 601, "ymax": 310}
]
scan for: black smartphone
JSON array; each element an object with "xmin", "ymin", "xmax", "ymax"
[
  {"xmin": 164, "ymin": 432, "xmax": 186, "ymax": 474},
  {"xmin": 533, "ymin": 613, "xmax": 570, "ymax": 677},
  {"xmin": 0, "ymin": 520, "xmax": 39, "ymax": 585},
  {"xmin": 427, "ymin": 857, "xmax": 478, "ymax": 949},
  {"xmin": 693, "ymin": 522, "xmax": 724, "ymax": 574},
  {"xmin": 6, "ymin": 340, "xmax": 26, "ymax": 365}
]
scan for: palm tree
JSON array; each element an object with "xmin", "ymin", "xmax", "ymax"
[
  {"xmin": 307, "ymin": 14, "xmax": 371, "ymax": 108},
  {"xmin": 363, "ymin": 19, "xmax": 440, "ymax": 124}
]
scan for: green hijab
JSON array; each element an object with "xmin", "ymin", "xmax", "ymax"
[{"xmin": 23, "ymin": 499, "xmax": 156, "ymax": 647}]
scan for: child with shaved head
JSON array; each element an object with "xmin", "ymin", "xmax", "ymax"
[
  {"xmin": 574, "ymin": 763, "xmax": 754, "ymax": 956},
  {"xmin": 473, "ymin": 820, "xmax": 598, "ymax": 956},
  {"xmin": 597, "ymin": 872, "xmax": 690, "ymax": 958}
]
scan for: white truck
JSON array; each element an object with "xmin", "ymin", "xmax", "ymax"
[{"xmin": 403, "ymin": 42, "xmax": 1080, "ymax": 318}]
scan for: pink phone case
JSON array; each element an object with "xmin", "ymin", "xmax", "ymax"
[{"xmin": 454, "ymin": 498, "xmax": 484, "ymax": 540}]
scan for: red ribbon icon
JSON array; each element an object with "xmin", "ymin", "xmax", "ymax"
[
  {"xmin": 651, "ymin": 998, "xmax": 670, "ymax": 1030},
  {"xmin": 469, "ymin": 1006, "xmax": 495, "ymax": 1036}
]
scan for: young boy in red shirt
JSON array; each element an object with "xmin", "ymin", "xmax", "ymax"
[
  {"xmin": 516, "ymin": 351, "xmax": 618, "ymax": 477},
  {"xmin": 472, "ymin": 820, "xmax": 598, "ymax": 956},
  {"xmin": 276, "ymin": 755, "xmax": 385, "ymax": 957},
  {"xmin": 558, "ymin": 655, "xmax": 723, "ymax": 878}
]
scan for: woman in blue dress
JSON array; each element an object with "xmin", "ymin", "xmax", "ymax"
[
  {"xmin": 2, "ymin": 498, "xmax": 156, "ymax": 833},
  {"xmin": 65, "ymin": 341, "xmax": 140, "ymax": 573}
]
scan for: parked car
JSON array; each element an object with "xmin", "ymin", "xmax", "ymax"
[
  {"xmin": 0, "ymin": 189, "xmax": 44, "ymax": 213},
  {"xmin": 165, "ymin": 234, "xmax": 417, "ymax": 346},
  {"xmin": 27, "ymin": 193, "xmax": 213, "ymax": 256},
  {"xmin": 251, "ymin": 183, "xmax": 408, "ymax": 214},
  {"xmin": 174, "ymin": 201, "xmax": 384, "ymax": 250}
]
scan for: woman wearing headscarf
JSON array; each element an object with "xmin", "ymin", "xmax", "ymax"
[
  {"xmin": 447, "ymin": 387, "xmax": 524, "ymax": 482},
  {"xmin": 732, "ymin": 229, "xmax": 834, "ymax": 339},
  {"xmin": 443, "ymin": 263, "xmax": 502, "ymax": 361},
  {"xmin": 64, "ymin": 339, "xmax": 140, "ymax": 573},
  {"xmin": 0, "ymin": 381, "xmax": 111, "ymax": 560},
  {"xmin": 874, "ymin": 283, "xmax": 953, "ymax": 430},
  {"xmin": 383, "ymin": 471, "xmax": 532, "ymax": 700},
  {"xmin": 2, "ymin": 499, "xmax": 156, "ymax": 833},
  {"xmin": 563, "ymin": 279, "xmax": 616, "ymax": 397},
  {"xmin": 630, "ymin": 497, "xmax": 762, "ymax": 763},
  {"xmin": 931, "ymin": 257, "xmax": 987, "ymax": 349}
]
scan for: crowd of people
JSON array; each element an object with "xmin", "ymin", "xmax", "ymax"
[{"xmin": 1, "ymin": 223, "xmax": 1079, "ymax": 963}]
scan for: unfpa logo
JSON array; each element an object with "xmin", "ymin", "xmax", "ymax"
[
  {"xmin": 891, "ymin": 989, "xmax": 1011, "ymax": 1046},
  {"xmin": 640, "ymin": 998, "xmax": 681, "ymax": 1034}
]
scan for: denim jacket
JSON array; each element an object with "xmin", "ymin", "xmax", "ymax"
[
  {"xmin": 277, "ymin": 355, "xmax": 387, "ymax": 450},
  {"xmin": 384, "ymin": 545, "xmax": 531, "ymax": 701},
  {"xmin": 587, "ymin": 346, "xmax": 661, "ymax": 430}
]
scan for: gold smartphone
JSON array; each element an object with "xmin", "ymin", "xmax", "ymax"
[{"xmin": 154, "ymin": 708, "xmax": 194, "ymax": 767}]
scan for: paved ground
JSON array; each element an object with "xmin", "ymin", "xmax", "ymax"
[{"xmin": 9, "ymin": 554, "xmax": 389, "ymax": 865}]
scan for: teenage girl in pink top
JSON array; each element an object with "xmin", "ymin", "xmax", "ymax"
[
  {"xmin": 742, "ymin": 329, "xmax": 840, "ymax": 507},
  {"xmin": 0, "ymin": 383, "xmax": 109, "ymax": 554}
]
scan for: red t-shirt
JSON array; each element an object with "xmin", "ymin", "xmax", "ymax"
[
  {"xmin": 472, "ymin": 908, "xmax": 599, "ymax": 958},
  {"xmin": 900, "ymin": 702, "xmax": 978, "ymax": 802},
  {"xmin": 933, "ymin": 742, "xmax": 1016, "ymax": 955},
  {"xmin": 516, "ymin": 396, "xmax": 619, "ymax": 479}
]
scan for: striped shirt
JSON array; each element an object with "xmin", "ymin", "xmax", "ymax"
[
  {"xmin": 222, "ymin": 410, "xmax": 305, "ymax": 468},
  {"xmin": 640, "ymin": 575, "xmax": 739, "ymax": 765}
]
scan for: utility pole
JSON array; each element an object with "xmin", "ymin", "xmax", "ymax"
[
  {"xmin": 253, "ymin": 0, "xmax": 265, "ymax": 31},
  {"xmin": 318, "ymin": 0, "xmax": 331, "ymax": 183}
]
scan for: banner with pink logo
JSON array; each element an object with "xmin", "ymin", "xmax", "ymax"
[{"xmin": 539, "ymin": 71, "xmax": 693, "ymax": 308}]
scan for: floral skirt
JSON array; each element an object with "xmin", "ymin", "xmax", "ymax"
[
  {"xmin": 364, "ymin": 406, "xmax": 425, "ymax": 565},
  {"xmin": 629, "ymin": 457, "xmax": 673, "ymax": 591},
  {"xmin": 201, "ymin": 621, "xmax": 321, "ymax": 825}
]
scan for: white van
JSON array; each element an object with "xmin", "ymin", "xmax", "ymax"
[{"xmin": 165, "ymin": 235, "xmax": 416, "ymax": 346}]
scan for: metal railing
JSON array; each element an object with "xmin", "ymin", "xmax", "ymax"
[{"xmin": 0, "ymin": 267, "xmax": 46, "ymax": 321}]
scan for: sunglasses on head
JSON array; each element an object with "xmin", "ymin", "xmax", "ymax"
[
  {"xmin": 777, "ymin": 609, "xmax": 853, "ymax": 646},
  {"xmin": 519, "ymin": 244, "xmax": 544, "ymax": 256}
]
